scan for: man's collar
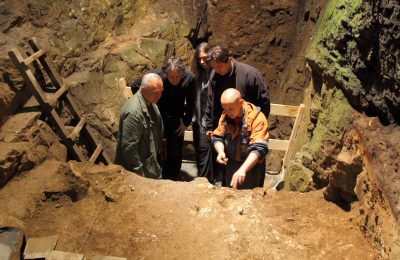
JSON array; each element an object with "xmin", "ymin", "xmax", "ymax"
[{"xmin": 228, "ymin": 58, "xmax": 236, "ymax": 77}]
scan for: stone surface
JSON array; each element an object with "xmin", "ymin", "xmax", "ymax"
[
  {"xmin": 306, "ymin": 0, "xmax": 400, "ymax": 124},
  {"xmin": 24, "ymin": 235, "xmax": 58, "ymax": 259},
  {"xmin": 47, "ymin": 250, "xmax": 84, "ymax": 260},
  {"xmin": 284, "ymin": 160, "xmax": 314, "ymax": 192},
  {"xmin": 0, "ymin": 112, "xmax": 40, "ymax": 139},
  {"xmin": 0, "ymin": 226, "xmax": 24, "ymax": 260},
  {"xmin": 93, "ymin": 256, "xmax": 127, "ymax": 260},
  {"xmin": 0, "ymin": 114, "xmax": 67, "ymax": 186}
]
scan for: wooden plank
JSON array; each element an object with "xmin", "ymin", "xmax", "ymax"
[
  {"xmin": 28, "ymin": 38, "xmax": 64, "ymax": 89},
  {"xmin": 68, "ymin": 117, "xmax": 86, "ymax": 141},
  {"xmin": 283, "ymin": 104, "xmax": 305, "ymax": 167},
  {"xmin": 23, "ymin": 49, "xmax": 46, "ymax": 65},
  {"xmin": 269, "ymin": 139, "xmax": 290, "ymax": 151},
  {"xmin": 184, "ymin": 130, "xmax": 193, "ymax": 142},
  {"xmin": 270, "ymin": 103, "xmax": 299, "ymax": 117},
  {"xmin": 47, "ymin": 83, "xmax": 70, "ymax": 106},
  {"xmin": 48, "ymin": 109, "xmax": 87, "ymax": 161},
  {"xmin": 9, "ymin": 48, "xmax": 49, "ymax": 111},
  {"xmin": 117, "ymin": 77, "xmax": 133, "ymax": 100},
  {"xmin": 89, "ymin": 144, "xmax": 103, "ymax": 163}
]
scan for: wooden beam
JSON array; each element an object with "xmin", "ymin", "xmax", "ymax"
[
  {"xmin": 23, "ymin": 49, "xmax": 46, "ymax": 66},
  {"xmin": 89, "ymin": 144, "xmax": 103, "ymax": 163},
  {"xmin": 68, "ymin": 117, "xmax": 87, "ymax": 141},
  {"xmin": 47, "ymin": 83, "xmax": 70, "ymax": 106},
  {"xmin": 283, "ymin": 104, "xmax": 305, "ymax": 167},
  {"xmin": 116, "ymin": 77, "xmax": 133, "ymax": 100},
  {"xmin": 184, "ymin": 130, "xmax": 193, "ymax": 142},
  {"xmin": 270, "ymin": 103, "xmax": 299, "ymax": 117},
  {"xmin": 268, "ymin": 139, "xmax": 290, "ymax": 151}
]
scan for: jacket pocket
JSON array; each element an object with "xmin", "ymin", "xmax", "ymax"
[{"xmin": 142, "ymin": 155, "xmax": 162, "ymax": 179}]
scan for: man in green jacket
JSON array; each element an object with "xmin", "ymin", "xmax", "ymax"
[{"xmin": 114, "ymin": 73, "xmax": 164, "ymax": 179}]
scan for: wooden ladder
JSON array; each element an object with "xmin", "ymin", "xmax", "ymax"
[{"xmin": 8, "ymin": 38, "xmax": 111, "ymax": 164}]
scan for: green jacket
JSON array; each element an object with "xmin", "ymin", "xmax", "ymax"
[{"xmin": 114, "ymin": 91, "xmax": 163, "ymax": 179}]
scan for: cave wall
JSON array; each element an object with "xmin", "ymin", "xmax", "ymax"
[
  {"xmin": 0, "ymin": 0, "xmax": 320, "ymax": 159},
  {"xmin": 0, "ymin": 0, "xmax": 210, "ymax": 158},
  {"xmin": 306, "ymin": 0, "xmax": 399, "ymax": 125},
  {"xmin": 285, "ymin": 0, "xmax": 400, "ymax": 257}
]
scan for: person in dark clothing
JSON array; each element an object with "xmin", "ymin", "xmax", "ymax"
[
  {"xmin": 132, "ymin": 56, "xmax": 196, "ymax": 180},
  {"xmin": 204, "ymin": 45, "xmax": 270, "ymax": 187},
  {"xmin": 189, "ymin": 42, "xmax": 214, "ymax": 182},
  {"xmin": 204, "ymin": 46, "xmax": 270, "ymax": 133}
]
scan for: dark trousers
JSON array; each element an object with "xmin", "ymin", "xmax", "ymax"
[
  {"xmin": 193, "ymin": 122, "xmax": 213, "ymax": 182},
  {"xmin": 224, "ymin": 160, "xmax": 265, "ymax": 189},
  {"xmin": 162, "ymin": 123, "xmax": 184, "ymax": 180}
]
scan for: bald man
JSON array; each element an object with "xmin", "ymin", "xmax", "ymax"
[
  {"xmin": 212, "ymin": 88, "xmax": 269, "ymax": 189},
  {"xmin": 115, "ymin": 73, "xmax": 164, "ymax": 179}
]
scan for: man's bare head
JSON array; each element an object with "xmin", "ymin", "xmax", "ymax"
[{"xmin": 221, "ymin": 88, "xmax": 243, "ymax": 119}]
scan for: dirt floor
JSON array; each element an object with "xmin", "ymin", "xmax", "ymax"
[{"xmin": 0, "ymin": 160, "xmax": 376, "ymax": 259}]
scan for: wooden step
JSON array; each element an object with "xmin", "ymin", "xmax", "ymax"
[
  {"xmin": 23, "ymin": 49, "xmax": 46, "ymax": 66},
  {"xmin": 68, "ymin": 117, "xmax": 86, "ymax": 141},
  {"xmin": 89, "ymin": 144, "xmax": 103, "ymax": 163}
]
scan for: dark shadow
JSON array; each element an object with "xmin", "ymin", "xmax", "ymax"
[
  {"xmin": 178, "ymin": 169, "xmax": 195, "ymax": 182},
  {"xmin": 276, "ymin": 181, "xmax": 284, "ymax": 191}
]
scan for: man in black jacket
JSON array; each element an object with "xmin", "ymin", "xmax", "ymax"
[
  {"xmin": 204, "ymin": 46, "xmax": 270, "ymax": 135},
  {"xmin": 132, "ymin": 56, "xmax": 196, "ymax": 180},
  {"xmin": 204, "ymin": 46, "xmax": 270, "ymax": 187}
]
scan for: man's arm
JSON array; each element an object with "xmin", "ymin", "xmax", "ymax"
[
  {"xmin": 203, "ymin": 72, "xmax": 215, "ymax": 133},
  {"xmin": 253, "ymin": 71, "xmax": 270, "ymax": 118},
  {"xmin": 120, "ymin": 113, "xmax": 145, "ymax": 176},
  {"xmin": 182, "ymin": 73, "xmax": 196, "ymax": 126},
  {"xmin": 230, "ymin": 152, "xmax": 260, "ymax": 188},
  {"xmin": 213, "ymin": 140, "xmax": 228, "ymax": 165}
]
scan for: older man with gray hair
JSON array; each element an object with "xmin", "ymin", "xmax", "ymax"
[
  {"xmin": 115, "ymin": 73, "xmax": 164, "ymax": 179},
  {"xmin": 131, "ymin": 56, "xmax": 195, "ymax": 181}
]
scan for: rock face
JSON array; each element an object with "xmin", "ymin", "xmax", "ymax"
[
  {"xmin": 283, "ymin": 0, "xmax": 400, "ymax": 257},
  {"xmin": 306, "ymin": 0, "xmax": 400, "ymax": 125},
  {"xmin": 0, "ymin": 0, "xmax": 399, "ymax": 257},
  {"xmin": 0, "ymin": 112, "xmax": 67, "ymax": 186}
]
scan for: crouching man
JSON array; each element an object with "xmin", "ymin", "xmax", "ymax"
[
  {"xmin": 212, "ymin": 88, "xmax": 269, "ymax": 189},
  {"xmin": 115, "ymin": 73, "xmax": 164, "ymax": 179}
]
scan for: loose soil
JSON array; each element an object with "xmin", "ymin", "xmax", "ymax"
[{"xmin": 0, "ymin": 160, "xmax": 376, "ymax": 259}]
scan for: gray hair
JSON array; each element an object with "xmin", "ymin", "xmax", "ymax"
[
  {"xmin": 141, "ymin": 73, "xmax": 162, "ymax": 89},
  {"xmin": 162, "ymin": 56, "xmax": 186, "ymax": 74}
]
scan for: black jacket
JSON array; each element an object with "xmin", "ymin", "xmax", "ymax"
[
  {"xmin": 131, "ymin": 67, "xmax": 196, "ymax": 127},
  {"xmin": 204, "ymin": 59, "xmax": 270, "ymax": 130}
]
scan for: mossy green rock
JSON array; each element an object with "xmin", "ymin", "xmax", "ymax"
[
  {"xmin": 284, "ymin": 161, "xmax": 314, "ymax": 192},
  {"xmin": 306, "ymin": 85, "xmax": 352, "ymax": 157},
  {"xmin": 118, "ymin": 38, "xmax": 168, "ymax": 68},
  {"xmin": 306, "ymin": 0, "xmax": 399, "ymax": 123}
]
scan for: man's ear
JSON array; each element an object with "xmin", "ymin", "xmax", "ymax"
[{"xmin": 239, "ymin": 98, "xmax": 244, "ymax": 104}]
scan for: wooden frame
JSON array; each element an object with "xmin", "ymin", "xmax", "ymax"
[{"xmin": 9, "ymin": 38, "xmax": 111, "ymax": 164}]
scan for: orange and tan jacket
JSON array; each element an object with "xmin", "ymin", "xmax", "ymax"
[{"xmin": 212, "ymin": 101, "xmax": 269, "ymax": 162}]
